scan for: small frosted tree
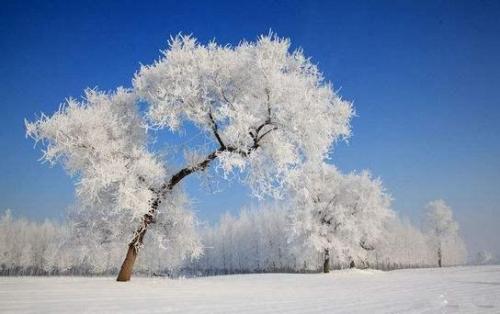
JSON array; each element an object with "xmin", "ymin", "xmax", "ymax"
[
  {"xmin": 289, "ymin": 163, "xmax": 393, "ymax": 273},
  {"xmin": 26, "ymin": 34, "xmax": 353, "ymax": 281},
  {"xmin": 475, "ymin": 250, "xmax": 495, "ymax": 265},
  {"xmin": 423, "ymin": 199, "xmax": 461, "ymax": 267}
]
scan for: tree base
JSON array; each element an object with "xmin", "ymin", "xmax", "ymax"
[{"xmin": 116, "ymin": 245, "xmax": 137, "ymax": 282}]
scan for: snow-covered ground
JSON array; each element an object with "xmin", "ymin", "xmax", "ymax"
[{"xmin": 1, "ymin": 266, "xmax": 499, "ymax": 313}]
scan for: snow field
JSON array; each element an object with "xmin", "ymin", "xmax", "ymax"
[{"xmin": 1, "ymin": 265, "xmax": 499, "ymax": 313}]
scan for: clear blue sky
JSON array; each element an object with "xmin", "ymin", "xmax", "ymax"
[{"xmin": 1, "ymin": 1, "xmax": 499, "ymax": 255}]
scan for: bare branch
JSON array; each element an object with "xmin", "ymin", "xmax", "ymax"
[{"xmin": 208, "ymin": 111, "xmax": 225, "ymax": 148}]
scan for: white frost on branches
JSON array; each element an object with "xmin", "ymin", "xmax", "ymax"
[
  {"xmin": 25, "ymin": 88, "xmax": 166, "ymax": 218},
  {"xmin": 424, "ymin": 200, "xmax": 459, "ymax": 240},
  {"xmin": 288, "ymin": 163, "xmax": 394, "ymax": 265},
  {"xmin": 134, "ymin": 34, "xmax": 353, "ymax": 197}
]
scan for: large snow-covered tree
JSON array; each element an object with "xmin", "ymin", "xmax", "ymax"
[
  {"xmin": 423, "ymin": 199, "xmax": 463, "ymax": 267},
  {"xmin": 26, "ymin": 34, "xmax": 353, "ymax": 281},
  {"xmin": 289, "ymin": 163, "xmax": 393, "ymax": 273}
]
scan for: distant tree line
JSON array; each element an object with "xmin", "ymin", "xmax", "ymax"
[{"xmin": 0, "ymin": 196, "xmax": 467, "ymax": 276}]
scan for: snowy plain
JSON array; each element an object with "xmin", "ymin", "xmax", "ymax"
[{"xmin": 1, "ymin": 265, "xmax": 499, "ymax": 313}]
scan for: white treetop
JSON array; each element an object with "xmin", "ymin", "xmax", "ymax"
[
  {"xmin": 424, "ymin": 200, "xmax": 459, "ymax": 238},
  {"xmin": 134, "ymin": 34, "xmax": 353, "ymax": 197},
  {"xmin": 27, "ymin": 34, "xmax": 353, "ymax": 208}
]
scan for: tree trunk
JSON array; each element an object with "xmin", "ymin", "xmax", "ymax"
[
  {"xmin": 116, "ymin": 244, "xmax": 138, "ymax": 281},
  {"xmin": 116, "ymin": 216, "xmax": 149, "ymax": 281},
  {"xmin": 350, "ymin": 260, "xmax": 356, "ymax": 268},
  {"xmin": 323, "ymin": 249, "xmax": 330, "ymax": 273},
  {"xmin": 438, "ymin": 247, "xmax": 442, "ymax": 267}
]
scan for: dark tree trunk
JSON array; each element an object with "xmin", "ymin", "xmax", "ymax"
[
  {"xmin": 349, "ymin": 260, "xmax": 356, "ymax": 268},
  {"xmin": 438, "ymin": 247, "xmax": 442, "ymax": 267},
  {"xmin": 323, "ymin": 249, "xmax": 330, "ymax": 273},
  {"xmin": 117, "ymin": 214, "xmax": 150, "ymax": 281},
  {"xmin": 116, "ymin": 244, "xmax": 138, "ymax": 281}
]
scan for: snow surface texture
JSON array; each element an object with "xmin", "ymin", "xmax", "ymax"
[{"xmin": 1, "ymin": 266, "xmax": 499, "ymax": 313}]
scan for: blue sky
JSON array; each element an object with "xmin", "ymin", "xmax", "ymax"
[{"xmin": 1, "ymin": 1, "xmax": 499, "ymax": 255}]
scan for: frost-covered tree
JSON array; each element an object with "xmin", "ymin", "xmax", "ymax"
[
  {"xmin": 370, "ymin": 216, "xmax": 435, "ymax": 269},
  {"xmin": 474, "ymin": 250, "xmax": 495, "ymax": 265},
  {"xmin": 289, "ymin": 163, "xmax": 394, "ymax": 273},
  {"xmin": 423, "ymin": 200, "xmax": 463, "ymax": 267},
  {"xmin": 26, "ymin": 34, "xmax": 353, "ymax": 281}
]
